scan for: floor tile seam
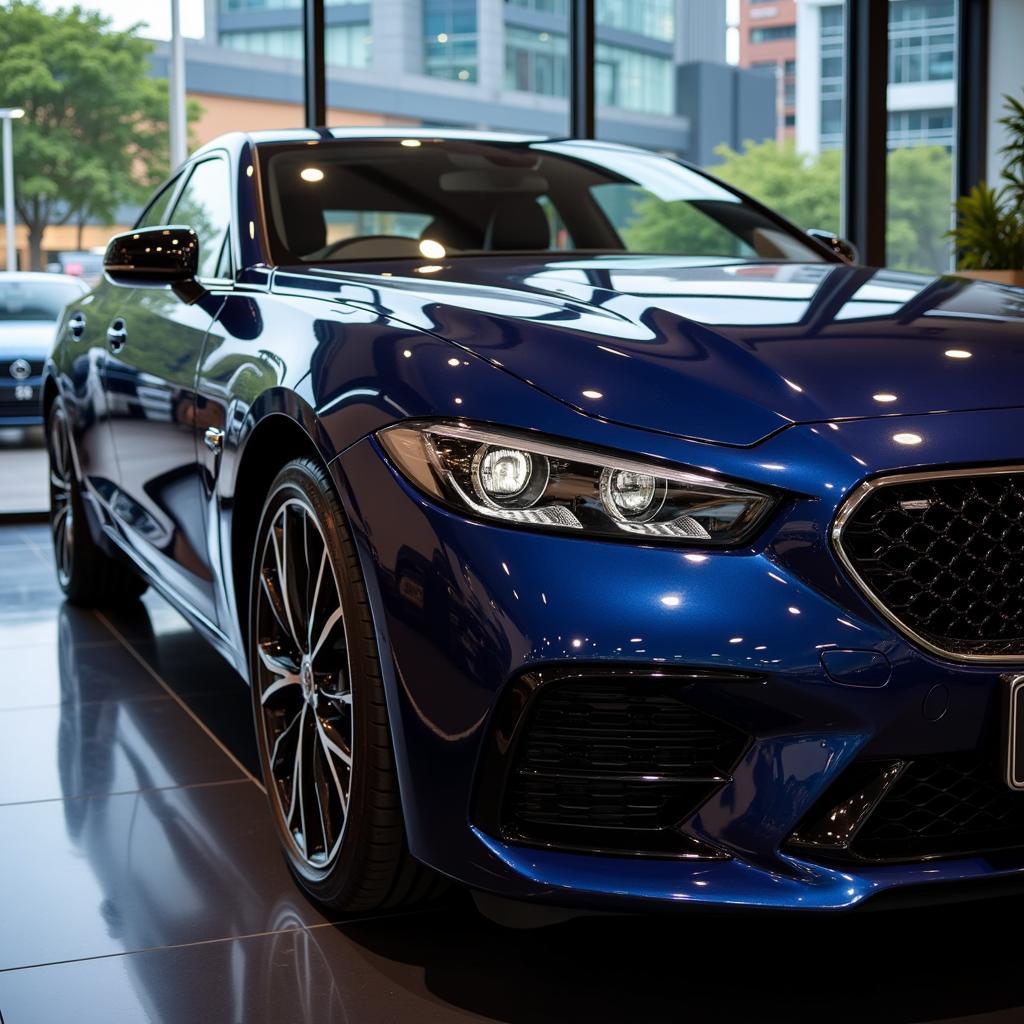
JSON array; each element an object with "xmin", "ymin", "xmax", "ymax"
[
  {"xmin": 16, "ymin": 536, "xmax": 53, "ymax": 570},
  {"xmin": 0, "ymin": 775, "xmax": 255, "ymax": 810},
  {"xmin": 0, "ymin": 914, "xmax": 440, "ymax": 975}
]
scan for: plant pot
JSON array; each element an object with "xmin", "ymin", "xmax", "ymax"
[{"xmin": 954, "ymin": 269, "xmax": 1024, "ymax": 287}]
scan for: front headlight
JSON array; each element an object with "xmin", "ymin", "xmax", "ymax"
[{"xmin": 377, "ymin": 422, "xmax": 777, "ymax": 545}]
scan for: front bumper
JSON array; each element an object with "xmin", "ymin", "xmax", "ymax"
[
  {"xmin": 0, "ymin": 378, "xmax": 44, "ymax": 425},
  {"xmin": 332, "ymin": 408, "xmax": 1024, "ymax": 912}
]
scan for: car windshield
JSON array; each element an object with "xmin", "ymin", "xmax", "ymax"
[
  {"xmin": 0, "ymin": 279, "xmax": 82, "ymax": 322},
  {"xmin": 258, "ymin": 139, "xmax": 827, "ymax": 266}
]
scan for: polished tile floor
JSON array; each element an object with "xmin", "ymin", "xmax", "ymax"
[
  {"xmin": 0, "ymin": 430, "xmax": 47, "ymax": 515},
  {"xmin": 0, "ymin": 521, "xmax": 1023, "ymax": 1023}
]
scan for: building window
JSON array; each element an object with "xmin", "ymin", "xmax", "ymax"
[
  {"xmin": 424, "ymin": 0, "xmax": 478, "ymax": 82},
  {"xmin": 505, "ymin": 0, "xmax": 673, "ymax": 41},
  {"xmin": 749, "ymin": 25, "xmax": 795, "ymax": 43},
  {"xmin": 505, "ymin": 0, "xmax": 569, "ymax": 14},
  {"xmin": 596, "ymin": 44, "xmax": 673, "ymax": 115},
  {"xmin": 887, "ymin": 108, "xmax": 954, "ymax": 149},
  {"xmin": 505, "ymin": 27, "xmax": 568, "ymax": 97},
  {"xmin": 594, "ymin": 0, "xmax": 674, "ymax": 42},
  {"xmin": 220, "ymin": 24, "xmax": 371, "ymax": 67},
  {"xmin": 326, "ymin": 24, "xmax": 372, "ymax": 67},
  {"xmin": 819, "ymin": 4, "xmax": 845, "ymax": 149},
  {"xmin": 888, "ymin": 0, "xmax": 955, "ymax": 84},
  {"xmin": 504, "ymin": 29, "xmax": 672, "ymax": 115},
  {"xmin": 219, "ymin": 0, "xmax": 361, "ymax": 9}
]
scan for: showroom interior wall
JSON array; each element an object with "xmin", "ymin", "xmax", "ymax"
[{"xmin": 986, "ymin": 0, "xmax": 1024, "ymax": 180}]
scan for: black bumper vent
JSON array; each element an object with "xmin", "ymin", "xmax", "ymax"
[
  {"xmin": 789, "ymin": 753, "xmax": 1024, "ymax": 863},
  {"xmin": 837, "ymin": 470, "xmax": 1024, "ymax": 658},
  {"xmin": 477, "ymin": 670, "xmax": 752, "ymax": 859},
  {"xmin": 853, "ymin": 753, "xmax": 1024, "ymax": 861}
]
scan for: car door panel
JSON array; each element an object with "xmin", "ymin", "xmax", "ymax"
[
  {"xmin": 60, "ymin": 284, "xmax": 125, "ymax": 507},
  {"xmin": 101, "ymin": 156, "xmax": 234, "ymax": 627},
  {"xmin": 102, "ymin": 288, "xmax": 224, "ymax": 621}
]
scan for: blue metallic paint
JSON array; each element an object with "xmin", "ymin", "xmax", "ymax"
[{"xmin": 45, "ymin": 129, "xmax": 1024, "ymax": 912}]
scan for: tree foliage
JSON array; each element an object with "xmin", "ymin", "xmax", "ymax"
[
  {"xmin": 0, "ymin": 1, "xmax": 194, "ymax": 268},
  {"xmin": 704, "ymin": 140, "xmax": 844, "ymax": 236},
  {"xmin": 625, "ymin": 139, "xmax": 956, "ymax": 274}
]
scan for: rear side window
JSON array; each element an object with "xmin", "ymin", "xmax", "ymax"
[{"xmin": 168, "ymin": 157, "xmax": 234, "ymax": 280}]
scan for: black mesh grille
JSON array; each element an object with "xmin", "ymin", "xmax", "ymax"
[
  {"xmin": 839, "ymin": 472, "xmax": 1024, "ymax": 656},
  {"xmin": 502, "ymin": 678, "xmax": 749, "ymax": 856},
  {"xmin": 851, "ymin": 754, "xmax": 1024, "ymax": 861}
]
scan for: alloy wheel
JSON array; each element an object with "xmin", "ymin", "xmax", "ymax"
[
  {"xmin": 49, "ymin": 409, "xmax": 75, "ymax": 588},
  {"xmin": 254, "ymin": 497, "xmax": 354, "ymax": 871}
]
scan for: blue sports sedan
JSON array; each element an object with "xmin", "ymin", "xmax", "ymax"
[{"xmin": 44, "ymin": 129, "xmax": 1024, "ymax": 917}]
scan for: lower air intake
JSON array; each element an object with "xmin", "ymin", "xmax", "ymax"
[{"xmin": 479, "ymin": 670, "xmax": 752, "ymax": 858}]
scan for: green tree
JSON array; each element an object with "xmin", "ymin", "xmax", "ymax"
[
  {"xmin": 0, "ymin": 2, "xmax": 194, "ymax": 269},
  {"xmin": 624, "ymin": 139, "xmax": 955, "ymax": 275},
  {"xmin": 706, "ymin": 139, "xmax": 843, "ymax": 236},
  {"xmin": 886, "ymin": 146, "xmax": 956, "ymax": 272}
]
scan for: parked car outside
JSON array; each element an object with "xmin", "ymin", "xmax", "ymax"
[{"xmin": 1, "ymin": 272, "xmax": 87, "ymax": 427}]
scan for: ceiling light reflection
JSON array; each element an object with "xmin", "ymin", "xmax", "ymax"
[{"xmin": 419, "ymin": 238, "xmax": 446, "ymax": 259}]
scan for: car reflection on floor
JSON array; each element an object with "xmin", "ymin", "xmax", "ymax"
[
  {"xmin": 1, "ymin": 523, "xmax": 1024, "ymax": 1023},
  {"xmin": 0, "ymin": 427, "xmax": 47, "ymax": 515}
]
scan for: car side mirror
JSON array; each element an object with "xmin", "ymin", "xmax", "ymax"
[
  {"xmin": 806, "ymin": 228, "xmax": 859, "ymax": 264},
  {"xmin": 103, "ymin": 226, "xmax": 206, "ymax": 302}
]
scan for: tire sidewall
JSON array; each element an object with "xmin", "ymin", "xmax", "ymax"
[
  {"xmin": 248, "ymin": 460, "xmax": 382, "ymax": 901},
  {"xmin": 46, "ymin": 398, "xmax": 77, "ymax": 593}
]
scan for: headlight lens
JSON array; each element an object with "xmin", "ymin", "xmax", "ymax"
[{"xmin": 377, "ymin": 422, "xmax": 777, "ymax": 545}]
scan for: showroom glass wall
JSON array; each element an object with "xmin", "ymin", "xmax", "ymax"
[{"xmin": 886, "ymin": 0, "xmax": 958, "ymax": 272}]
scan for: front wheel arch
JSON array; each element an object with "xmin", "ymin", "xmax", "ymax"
[{"xmin": 228, "ymin": 408, "xmax": 334, "ymax": 663}]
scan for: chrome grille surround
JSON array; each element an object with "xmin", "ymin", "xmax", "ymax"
[{"xmin": 832, "ymin": 465, "xmax": 1024, "ymax": 664}]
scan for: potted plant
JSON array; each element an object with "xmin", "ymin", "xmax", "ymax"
[{"xmin": 949, "ymin": 92, "xmax": 1024, "ymax": 286}]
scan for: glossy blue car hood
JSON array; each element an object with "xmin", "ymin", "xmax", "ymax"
[{"xmin": 314, "ymin": 257, "xmax": 1024, "ymax": 447}]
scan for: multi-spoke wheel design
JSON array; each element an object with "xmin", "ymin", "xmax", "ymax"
[
  {"xmin": 48, "ymin": 406, "xmax": 75, "ymax": 588},
  {"xmin": 251, "ymin": 458, "xmax": 445, "ymax": 911},
  {"xmin": 254, "ymin": 496, "xmax": 354, "ymax": 871}
]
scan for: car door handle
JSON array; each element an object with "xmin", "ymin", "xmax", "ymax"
[
  {"xmin": 203, "ymin": 426, "xmax": 225, "ymax": 453},
  {"xmin": 106, "ymin": 318, "xmax": 127, "ymax": 353},
  {"xmin": 68, "ymin": 312, "xmax": 86, "ymax": 342}
]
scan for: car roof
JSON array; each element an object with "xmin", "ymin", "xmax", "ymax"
[
  {"xmin": 0, "ymin": 271, "xmax": 87, "ymax": 288},
  {"xmin": 188, "ymin": 128, "xmax": 657, "ymax": 163}
]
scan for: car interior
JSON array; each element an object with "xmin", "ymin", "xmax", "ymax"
[{"xmin": 259, "ymin": 140, "xmax": 825, "ymax": 265}]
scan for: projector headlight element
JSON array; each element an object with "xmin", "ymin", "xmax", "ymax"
[{"xmin": 377, "ymin": 422, "xmax": 777, "ymax": 545}]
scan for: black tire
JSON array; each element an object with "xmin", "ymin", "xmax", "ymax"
[
  {"xmin": 249, "ymin": 457, "xmax": 445, "ymax": 913},
  {"xmin": 47, "ymin": 398, "xmax": 148, "ymax": 607}
]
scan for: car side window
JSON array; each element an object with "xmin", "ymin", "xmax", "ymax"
[
  {"xmin": 134, "ymin": 175, "xmax": 181, "ymax": 230},
  {"xmin": 167, "ymin": 156, "xmax": 234, "ymax": 281}
]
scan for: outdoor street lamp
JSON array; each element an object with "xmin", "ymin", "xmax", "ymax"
[{"xmin": 0, "ymin": 107, "xmax": 25, "ymax": 273}]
